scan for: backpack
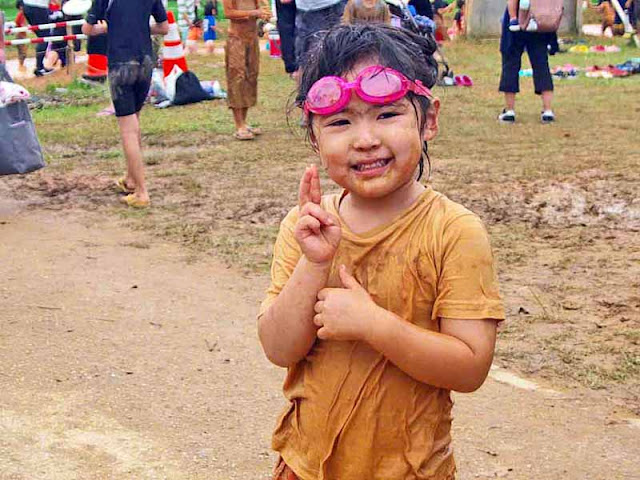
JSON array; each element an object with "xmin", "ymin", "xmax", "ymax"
[
  {"xmin": 173, "ymin": 71, "xmax": 212, "ymax": 106},
  {"xmin": 518, "ymin": 0, "xmax": 564, "ymax": 33}
]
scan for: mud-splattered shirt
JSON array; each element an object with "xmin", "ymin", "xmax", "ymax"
[
  {"xmin": 86, "ymin": 0, "xmax": 167, "ymax": 66},
  {"xmin": 260, "ymin": 188, "xmax": 504, "ymax": 479}
]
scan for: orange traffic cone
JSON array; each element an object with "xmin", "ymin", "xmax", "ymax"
[
  {"xmin": 163, "ymin": 11, "xmax": 189, "ymax": 79},
  {"xmin": 83, "ymin": 34, "xmax": 108, "ymax": 83}
]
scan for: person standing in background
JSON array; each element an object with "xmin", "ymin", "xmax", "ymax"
[
  {"xmin": 203, "ymin": 0, "xmax": 218, "ymax": 54},
  {"xmin": 293, "ymin": 0, "xmax": 346, "ymax": 73},
  {"xmin": 23, "ymin": 0, "xmax": 52, "ymax": 76},
  {"xmin": 177, "ymin": 0, "xmax": 196, "ymax": 44},
  {"xmin": 498, "ymin": 7, "xmax": 555, "ymax": 124},
  {"xmin": 14, "ymin": 1, "xmax": 29, "ymax": 74},
  {"xmin": 275, "ymin": 0, "xmax": 297, "ymax": 76},
  {"xmin": 82, "ymin": 0, "xmax": 169, "ymax": 208},
  {"xmin": 222, "ymin": 0, "xmax": 271, "ymax": 140}
]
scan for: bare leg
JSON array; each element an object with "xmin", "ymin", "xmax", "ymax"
[
  {"xmin": 232, "ymin": 107, "xmax": 251, "ymax": 134},
  {"xmin": 117, "ymin": 113, "xmax": 149, "ymax": 202},
  {"xmin": 240, "ymin": 107, "xmax": 249, "ymax": 130},
  {"xmin": 541, "ymin": 90, "xmax": 553, "ymax": 111},
  {"xmin": 504, "ymin": 92, "xmax": 516, "ymax": 111}
]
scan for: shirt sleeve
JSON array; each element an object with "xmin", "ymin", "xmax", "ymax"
[
  {"xmin": 86, "ymin": 0, "xmax": 107, "ymax": 24},
  {"xmin": 431, "ymin": 214, "xmax": 505, "ymax": 321},
  {"xmin": 152, "ymin": 0, "xmax": 169, "ymax": 23},
  {"xmin": 258, "ymin": 207, "xmax": 302, "ymax": 318}
]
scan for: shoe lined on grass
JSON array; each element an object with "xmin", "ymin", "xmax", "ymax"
[
  {"xmin": 498, "ymin": 109, "xmax": 516, "ymax": 123},
  {"xmin": 541, "ymin": 110, "xmax": 555, "ymax": 124}
]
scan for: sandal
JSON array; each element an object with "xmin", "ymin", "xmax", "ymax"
[
  {"xmin": 97, "ymin": 106, "xmax": 115, "ymax": 117},
  {"xmin": 233, "ymin": 130, "xmax": 255, "ymax": 141},
  {"xmin": 247, "ymin": 126, "xmax": 262, "ymax": 135},
  {"xmin": 120, "ymin": 194, "xmax": 150, "ymax": 208},
  {"xmin": 114, "ymin": 177, "xmax": 135, "ymax": 194}
]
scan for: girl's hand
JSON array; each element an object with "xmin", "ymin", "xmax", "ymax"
[
  {"xmin": 294, "ymin": 165, "xmax": 341, "ymax": 265},
  {"xmin": 314, "ymin": 265, "xmax": 381, "ymax": 341}
]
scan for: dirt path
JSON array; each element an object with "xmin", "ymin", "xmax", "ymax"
[{"xmin": 1, "ymin": 203, "xmax": 639, "ymax": 480}]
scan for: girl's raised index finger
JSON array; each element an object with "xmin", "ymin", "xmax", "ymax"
[
  {"xmin": 298, "ymin": 166, "xmax": 313, "ymax": 208},
  {"xmin": 309, "ymin": 165, "xmax": 322, "ymax": 205}
]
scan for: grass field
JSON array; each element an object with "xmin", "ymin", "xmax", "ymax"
[{"xmin": 3, "ymin": 31, "xmax": 640, "ymax": 412}]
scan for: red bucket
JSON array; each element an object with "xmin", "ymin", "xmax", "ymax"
[{"xmin": 268, "ymin": 30, "xmax": 282, "ymax": 58}]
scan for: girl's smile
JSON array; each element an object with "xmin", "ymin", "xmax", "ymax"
[{"xmin": 311, "ymin": 59, "xmax": 440, "ymax": 203}]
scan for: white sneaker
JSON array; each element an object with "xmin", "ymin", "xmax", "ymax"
[
  {"xmin": 541, "ymin": 110, "xmax": 555, "ymax": 124},
  {"xmin": 498, "ymin": 109, "xmax": 516, "ymax": 123}
]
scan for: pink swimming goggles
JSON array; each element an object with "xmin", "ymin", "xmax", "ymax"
[{"xmin": 303, "ymin": 65, "xmax": 433, "ymax": 116}]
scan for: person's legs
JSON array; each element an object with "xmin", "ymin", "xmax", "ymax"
[
  {"xmin": 225, "ymin": 35, "xmax": 254, "ymax": 139},
  {"xmin": 110, "ymin": 61, "xmax": 153, "ymax": 204},
  {"xmin": 504, "ymin": 92, "xmax": 516, "ymax": 111},
  {"xmin": 498, "ymin": 23, "xmax": 524, "ymax": 121},
  {"xmin": 276, "ymin": 0, "xmax": 298, "ymax": 74},
  {"xmin": 17, "ymin": 45, "xmax": 27, "ymax": 70},
  {"xmin": 243, "ymin": 37, "xmax": 260, "ymax": 131},
  {"xmin": 541, "ymin": 90, "xmax": 552, "ymax": 111},
  {"xmin": 526, "ymin": 34, "xmax": 554, "ymax": 121},
  {"xmin": 117, "ymin": 114, "xmax": 149, "ymax": 202},
  {"xmin": 23, "ymin": 6, "xmax": 50, "ymax": 72},
  {"xmin": 232, "ymin": 107, "xmax": 247, "ymax": 131}
]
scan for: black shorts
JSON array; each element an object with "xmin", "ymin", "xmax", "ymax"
[{"xmin": 108, "ymin": 60, "xmax": 153, "ymax": 117}]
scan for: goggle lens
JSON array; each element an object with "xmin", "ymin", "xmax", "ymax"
[
  {"xmin": 307, "ymin": 78, "xmax": 344, "ymax": 110},
  {"xmin": 360, "ymin": 70, "xmax": 403, "ymax": 98}
]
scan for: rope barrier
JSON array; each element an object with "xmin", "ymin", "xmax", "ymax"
[
  {"xmin": 4, "ymin": 19, "xmax": 85, "ymax": 36},
  {"xmin": 4, "ymin": 34, "xmax": 87, "ymax": 46}
]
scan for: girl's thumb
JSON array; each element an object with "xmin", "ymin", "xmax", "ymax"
[{"xmin": 339, "ymin": 265, "xmax": 360, "ymax": 290}]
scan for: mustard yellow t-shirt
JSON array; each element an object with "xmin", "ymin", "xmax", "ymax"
[{"xmin": 259, "ymin": 187, "xmax": 504, "ymax": 480}]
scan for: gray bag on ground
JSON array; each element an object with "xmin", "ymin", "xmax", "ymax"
[{"xmin": 0, "ymin": 63, "xmax": 45, "ymax": 176}]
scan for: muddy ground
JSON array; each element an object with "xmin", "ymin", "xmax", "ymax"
[{"xmin": 1, "ymin": 204, "xmax": 639, "ymax": 480}]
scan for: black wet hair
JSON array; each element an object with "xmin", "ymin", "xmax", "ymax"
[
  {"xmin": 16, "ymin": 0, "xmax": 24, "ymax": 9},
  {"xmin": 296, "ymin": 24, "xmax": 439, "ymax": 180}
]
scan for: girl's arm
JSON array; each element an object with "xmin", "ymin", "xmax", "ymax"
[
  {"xmin": 258, "ymin": 166, "xmax": 342, "ymax": 367},
  {"xmin": 259, "ymin": 257, "xmax": 332, "ymax": 367},
  {"xmin": 367, "ymin": 310, "xmax": 497, "ymax": 392},
  {"xmin": 315, "ymin": 267, "xmax": 497, "ymax": 392}
]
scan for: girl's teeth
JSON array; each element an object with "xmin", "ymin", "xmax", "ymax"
[{"xmin": 358, "ymin": 160, "xmax": 386, "ymax": 171}]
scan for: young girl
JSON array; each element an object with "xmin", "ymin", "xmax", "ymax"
[
  {"xmin": 222, "ymin": 0, "xmax": 271, "ymax": 140},
  {"xmin": 259, "ymin": 24, "xmax": 504, "ymax": 480},
  {"xmin": 203, "ymin": 0, "xmax": 218, "ymax": 53}
]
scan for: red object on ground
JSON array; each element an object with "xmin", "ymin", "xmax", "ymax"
[
  {"xmin": 268, "ymin": 30, "xmax": 282, "ymax": 58},
  {"xmin": 85, "ymin": 53, "xmax": 108, "ymax": 80}
]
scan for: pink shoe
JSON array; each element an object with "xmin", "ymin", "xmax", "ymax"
[{"xmin": 461, "ymin": 74, "xmax": 473, "ymax": 87}]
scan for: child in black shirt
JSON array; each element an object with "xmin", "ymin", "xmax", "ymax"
[{"xmin": 82, "ymin": 0, "xmax": 168, "ymax": 208}]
